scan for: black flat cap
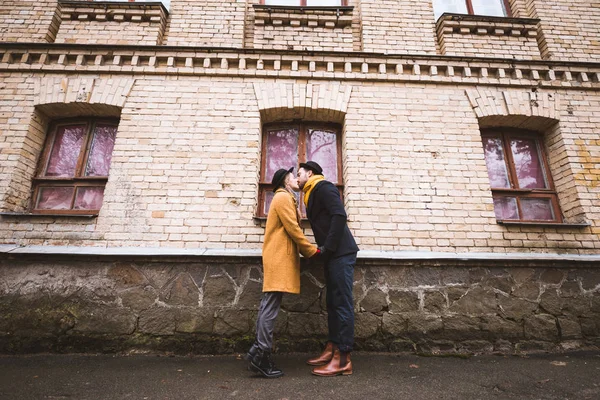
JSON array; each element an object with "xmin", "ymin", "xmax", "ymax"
[
  {"xmin": 271, "ymin": 167, "xmax": 294, "ymax": 192},
  {"xmin": 299, "ymin": 161, "xmax": 323, "ymax": 175}
]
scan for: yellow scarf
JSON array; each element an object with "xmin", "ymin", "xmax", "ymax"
[{"xmin": 303, "ymin": 175, "xmax": 325, "ymax": 208}]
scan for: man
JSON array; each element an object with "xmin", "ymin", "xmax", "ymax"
[
  {"xmin": 297, "ymin": 161, "xmax": 359, "ymax": 377},
  {"xmin": 247, "ymin": 167, "xmax": 319, "ymax": 378}
]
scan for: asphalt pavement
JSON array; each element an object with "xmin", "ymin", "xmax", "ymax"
[{"xmin": 1, "ymin": 351, "xmax": 599, "ymax": 400}]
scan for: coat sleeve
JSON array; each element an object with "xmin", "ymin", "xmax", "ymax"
[
  {"xmin": 317, "ymin": 182, "xmax": 348, "ymax": 253},
  {"xmin": 272, "ymin": 193, "xmax": 318, "ymax": 258}
]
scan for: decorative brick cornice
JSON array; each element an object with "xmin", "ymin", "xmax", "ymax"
[
  {"xmin": 58, "ymin": 0, "xmax": 168, "ymax": 24},
  {"xmin": 1, "ymin": 44, "xmax": 599, "ymax": 90},
  {"xmin": 436, "ymin": 13, "xmax": 539, "ymax": 38},
  {"xmin": 253, "ymin": 5, "xmax": 354, "ymax": 29}
]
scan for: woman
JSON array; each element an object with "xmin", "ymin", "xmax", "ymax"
[{"xmin": 247, "ymin": 167, "xmax": 319, "ymax": 378}]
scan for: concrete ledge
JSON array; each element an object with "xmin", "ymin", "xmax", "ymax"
[{"xmin": 2, "ymin": 244, "xmax": 599, "ymax": 263}]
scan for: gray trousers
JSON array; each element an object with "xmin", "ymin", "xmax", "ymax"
[{"xmin": 250, "ymin": 292, "xmax": 283, "ymax": 353}]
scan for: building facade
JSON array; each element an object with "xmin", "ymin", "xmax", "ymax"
[{"xmin": 0, "ymin": 0, "xmax": 599, "ymax": 354}]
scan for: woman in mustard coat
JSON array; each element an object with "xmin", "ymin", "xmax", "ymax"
[{"xmin": 247, "ymin": 167, "xmax": 319, "ymax": 378}]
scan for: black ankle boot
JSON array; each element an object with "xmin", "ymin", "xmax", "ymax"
[
  {"xmin": 250, "ymin": 349, "xmax": 284, "ymax": 378},
  {"xmin": 244, "ymin": 342, "xmax": 259, "ymax": 361}
]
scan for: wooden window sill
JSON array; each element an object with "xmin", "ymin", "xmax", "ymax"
[{"xmin": 0, "ymin": 212, "xmax": 98, "ymax": 218}]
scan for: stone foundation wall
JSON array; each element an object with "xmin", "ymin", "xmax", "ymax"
[{"xmin": 1, "ymin": 255, "xmax": 598, "ymax": 355}]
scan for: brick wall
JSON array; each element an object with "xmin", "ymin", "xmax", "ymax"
[
  {"xmin": 252, "ymin": 7, "xmax": 354, "ymax": 52},
  {"xmin": 1, "ymin": 0, "xmax": 600, "ymax": 356},
  {"xmin": 1, "ymin": 69, "xmax": 598, "ymax": 252},
  {"xmin": 527, "ymin": 0, "xmax": 600, "ymax": 61},
  {"xmin": 436, "ymin": 15, "xmax": 541, "ymax": 59},
  {"xmin": 0, "ymin": 0, "xmax": 59, "ymax": 43},
  {"xmin": 55, "ymin": 2, "xmax": 168, "ymax": 46},
  {"xmin": 164, "ymin": 0, "xmax": 245, "ymax": 47},
  {"xmin": 360, "ymin": 0, "xmax": 438, "ymax": 54}
]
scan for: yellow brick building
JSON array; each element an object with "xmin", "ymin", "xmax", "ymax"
[{"xmin": 0, "ymin": 0, "xmax": 598, "ymax": 354}]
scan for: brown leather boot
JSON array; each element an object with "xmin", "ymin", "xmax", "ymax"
[
  {"xmin": 311, "ymin": 349, "xmax": 352, "ymax": 377},
  {"xmin": 306, "ymin": 342, "xmax": 334, "ymax": 366}
]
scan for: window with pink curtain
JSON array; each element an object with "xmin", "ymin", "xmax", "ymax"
[
  {"xmin": 45, "ymin": 125, "xmax": 86, "ymax": 177},
  {"xmin": 85, "ymin": 125, "xmax": 117, "ymax": 177},
  {"xmin": 33, "ymin": 119, "xmax": 118, "ymax": 214},
  {"xmin": 259, "ymin": 123, "xmax": 342, "ymax": 217},
  {"xmin": 481, "ymin": 130, "xmax": 561, "ymax": 223}
]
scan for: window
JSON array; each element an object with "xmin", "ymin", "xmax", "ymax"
[
  {"xmin": 258, "ymin": 123, "xmax": 342, "ymax": 217},
  {"xmin": 433, "ymin": 0, "xmax": 510, "ymax": 20},
  {"xmin": 481, "ymin": 129, "xmax": 562, "ymax": 223},
  {"xmin": 32, "ymin": 118, "xmax": 118, "ymax": 215},
  {"xmin": 261, "ymin": 0, "xmax": 347, "ymax": 6}
]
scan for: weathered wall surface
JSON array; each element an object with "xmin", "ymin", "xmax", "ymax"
[
  {"xmin": 55, "ymin": 2, "xmax": 168, "ymax": 46},
  {"xmin": 360, "ymin": 0, "xmax": 438, "ymax": 54},
  {"xmin": 163, "ymin": 0, "xmax": 246, "ymax": 47},
  {"xmin": 527, "ymin": 0, "xmax": 600, "ymax": 61},
  {"xmin": 1, "ymin": 256, "xmax": 599, "ymax": 354},
  {"xmin": 0, "ymin": 0, "xmax": 59, "ymax": 43},
  {"xmin": 1, "ymin": 71, "xmax": 598, "ymax": 253}
]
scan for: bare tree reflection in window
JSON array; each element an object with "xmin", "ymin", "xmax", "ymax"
[
  {"xmin": 307, "ymin": 129, "xmax": 337, "ymax": 183},
  {"xmin": 266, "ymin": 128, "xmax": 299, "ymax": 179},
  {"xmin": 510, "ymin": 138, "xmax": 547, "ymax": 189}
]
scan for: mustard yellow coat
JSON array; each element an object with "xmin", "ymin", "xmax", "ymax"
[{"xmin": 262, "ymin": 189, "xmax": 318, "ymax": 294}]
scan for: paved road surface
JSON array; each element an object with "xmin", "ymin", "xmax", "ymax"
[{"xmin": 1, "ymin": 351, "xmax": 599, "ymax": 400}]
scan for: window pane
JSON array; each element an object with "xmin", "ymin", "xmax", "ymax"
[
  {"xmin": 45, "ymin": 125, "xmax": 86, "ymax": 177},
  {"xmin": 493, "ymin": 197, "xmax": 518, "ymax": 220},
  {"xmin": 85, "ymin": 124, "xmax": 117, "ymax": 177},
  {"xmin": 265, "ymin": 128, "xmax": 299, "ymax": 181},
  {"xmin": 264, "ymin": 0, "xmax": 300, "ymax": 5},
  {"xmin": 482, "ymin": 137, "xmax": 510, "ymax": 188},
  {"xmin": 264, "ymin": 191, "xmax": 275, "ymax": 215},
  {"xmin": 432, "ymin": 0, "xmax": 468, "ymax": 19},
  {"xmin": 510, "ymin": 138, "xmax": 547, "ymax": 189},
  {"xmin": 306, "ymin": 0, "xmax": 341, "ymax": 5},
  {"xmin": 520, "ymin": 198, "xmax": 554, "ymax": 221},
  {"xmin": 471, "ymin": 0, "xmax": 508, "ymax": 17},
  {"xmin": 263, "ymin": 189, "xmax": 301, "ymax": 216},
  {"xmin": 36, "ymin": 186, "xmax": 74, "ymax": 210},
  {"xmin": 74, "ymin": 187, "xmax": 105, "ymax": 210},
  {"xmin": 307, "ymin": 129, "xmax": 338, "ymax": 184}
]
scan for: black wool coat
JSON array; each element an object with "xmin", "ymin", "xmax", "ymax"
[{"xmin": 306, "ymin": 180, "xmax": 359, "ymax": 258}]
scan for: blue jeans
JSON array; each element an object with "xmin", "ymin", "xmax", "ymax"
[{"xmin": 325, "ymin": 252, "xmax": 356, "ymax": 353}]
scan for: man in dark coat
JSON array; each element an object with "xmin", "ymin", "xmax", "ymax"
[{"xmin": 297, "ymin": 161, "xmax": 359, "ymax": 377}]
